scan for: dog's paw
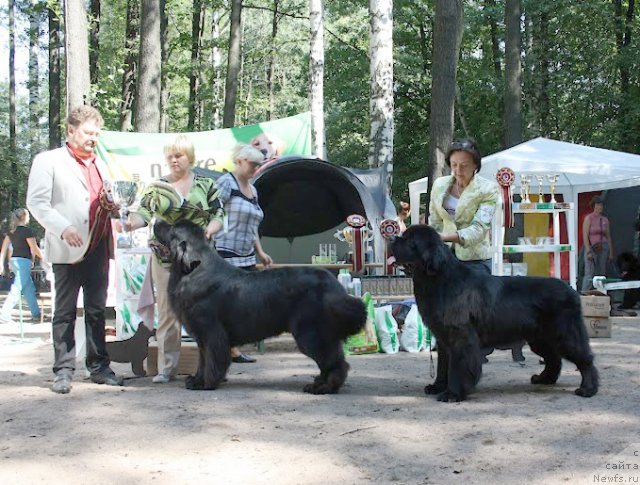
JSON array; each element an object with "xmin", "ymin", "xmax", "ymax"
[
  {"xmin": 303, "ymin": 382, "xmax": 338, "ymax": 395},
  {"xmin": 424, "ymin": 383, "xmax": 447, "ymax": 395},
  {"xmin": 531, "ymin": 374, "xmax": 556, "ymax": 385},
  {"xmin": 185, "ymin": 375, "xmax": 204, "ymax": 390},
  {"xmin": 575, "ymin": 387, "xmax": 597, "ymax": 398},
  {"xmin": 436, "ymin": 390, "xmax": 464, "ymax": 403}
]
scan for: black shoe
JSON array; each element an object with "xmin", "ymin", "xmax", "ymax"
[
  {"xmin": 52, "ymin": 374, "xmax": 72, "ymax": 394},
  {"xmin": 232, "ymin": 353, "xmax": 256, "ymax": 363},
  {"xmin": 90, "ymin": 371, "xmax": 124, "ymax": 386}
]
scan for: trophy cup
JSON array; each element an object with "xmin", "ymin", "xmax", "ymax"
[
  {"xmin": 535, "ymin": 175, "xmax": 545, "ymax": 202},
  {"xmin": 107, "ymin": 180, "xmax": 143, "ymax": 247},
  {"xmin": 546, "ymin": 174, "xmax": 559, "ymax": 203},
  {"xmin": 334, "ymin": 215, "xmax": 373, "ymax": 274},
  {"xmin": 520, "ymin": 174, "xmax": 532, "ymax": 204}
]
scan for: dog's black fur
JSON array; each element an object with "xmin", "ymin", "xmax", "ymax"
[
  {"xmin": 390, "ymin": 225, "xmax": 599, "ymax": 402},
  {"xmin": 617, "ymin": 252, "xmax": 640, "ymax": 309},
  {"xmin": 154, "ymin": 220, "xmax": 366, "ymax": 393}
]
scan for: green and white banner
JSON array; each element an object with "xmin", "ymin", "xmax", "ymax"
[{"xmin": 96, "ymin": 112, "xmax": 312, "ymax": 182}]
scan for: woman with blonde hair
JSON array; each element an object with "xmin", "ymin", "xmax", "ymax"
[
  {"xmin": 124, "ymin": 135, "xmax": 224, "ymax": 382},
  {"xmin": 0, "ymin": 208, "xmax": 44, "ymax": 323},
  {"xmin": 208, "ymin": 143, "xmax": 273, "ymax": 363}
]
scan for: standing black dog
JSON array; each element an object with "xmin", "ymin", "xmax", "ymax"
[
  {"xmin": 390, "ymin": 225, "xmax": 599, "ymax": 402},
  {"xmin": 153, "ymin": 220, "xmax": 366, "ymax": 394}
]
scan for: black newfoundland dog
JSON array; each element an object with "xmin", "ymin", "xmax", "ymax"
[
  {"xmin": 154, "ymin": 220, "xmax": 366, "ymax": 394},
  {"xmin": 390, "ymin": 225, "xmax": 599, "ymax": 402}
]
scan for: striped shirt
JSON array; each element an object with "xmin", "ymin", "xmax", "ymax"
[
  {"xmin": 214, "ymin": 173, "xmax": 264, "ymax": 268},
  {"xmin": 136, "ymin": 174, "xmax": 224, "ymax": 264}
]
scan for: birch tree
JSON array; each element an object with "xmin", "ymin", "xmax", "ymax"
[
  {"xmin": 429, "ymin": 0, "xmax": 464, "ymax": 181},
  {"xmin": 188, "ymin": 0, "xmax": 205, "ymax": 131},
  {"xmin": 48, "ymin": 2, "xmax": 61, "ymax": 148},
  {"xmin": 369, "ymin": 0, "xmax": 394, "ymax": 196},
  {"xmin": 28, "ymin": 0, "xmax": 42, "ymax": 158},
  {"xmin": 120, "ymin": 0, "xmax": 139, "ymax": 131},
  {"xmin": 8, "ymin": 0, "xmax": 17, "ymax": 210},
  {"xmin": 134, "ymin": 0, "xmax": 162, "ymax": 132},
  {"xmin": 210, "ymin": 9, "xmax": 223, "ymax": 130},
  {"xmin": 504, "ymin": 0, "xmax": 523, "ymax": 147},
  {"xmin": 309, "ymin": 0, "xmax": 325, "ymax": 159},
  {"xmin": 65, "ymin": 0, "xmax": 91, "ymax": 112}
]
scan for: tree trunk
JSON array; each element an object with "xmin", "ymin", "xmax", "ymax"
[
  {"xmin": 48, "ymin": 2, "xmax": 61, "ymax": 149},
  {"xmin": 309, "ymin": 0, "xmax": 325, "ymax": 159},
  {"xmin": 188, "ymin": 0, "xmax": 205, "ymax": 131},
  {"xmin": 29, "ymin": 0, "xmax": 42, "ymax": 159},
  {"xmin": 266, "ymin": 0, "xmax": 279, "ymax": 121},
  {"xmin": 8, "ymin": 0, "xmax": 18, "ymax": 210},
  {"xmin": 369, "ymin": 0, "xmax": 394, "ymax": 198},
  {"xmin": 504, "ymin": 0, "xmax": 522, "ymax": 148},
  {"xmin": 223, "ymin": 0, "xmax": 243, "ymax": 128},
  {"xmin": 210, "ymin": 9, "xmax": 223, "ymax": 129},
  {"xmin": 120, "ymin": 0, "xmax": 139, "ymax": 131},
  {"xmin": 65, "ymin": 0, "xmax": 91, "ymax": 112},
  {"xmin": 612, "ymin": 0, "xmax": 636, "ymax": 151},
  {"xmin": 135, "ymin": 0, "xmax": 162, "ymax": 132},
  {"xmin": 89, "ymin": 0, "xmax": 100, "ymax": 86},
  {"xmin": 533, "ymin": 8, "xmax": 551, "ymax": 136},
  {"xmin": 429, "ymin": 0, "xmax": 464, "ymax": 182},
  {"xmin": 159, "ymin": 0, "xmax": 169, "ymax": 132},
  {"xmin": 484, "ymin": 0, "xmax": 503, "ymax": 145},
  {"xmin": 485, "ymin": 0, "xmax": 502, "ymax": 79}
]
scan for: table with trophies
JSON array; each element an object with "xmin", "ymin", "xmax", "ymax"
[{"xmin": 493, "ymin": 168, "xmax": 577, "ymax": 289}]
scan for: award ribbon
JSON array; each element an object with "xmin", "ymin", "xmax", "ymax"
[
  {"xmin": 496, "ymin": 167, "xmax": 515, "ymax": 228},
  {"xmin": 380, "ymin": 219, "xmax": 401, "ymax": 275}
]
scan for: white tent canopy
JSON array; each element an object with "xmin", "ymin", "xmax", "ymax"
[{"xmin": 480, "ymin": 137, "xmax": 640, "ymax": 206}]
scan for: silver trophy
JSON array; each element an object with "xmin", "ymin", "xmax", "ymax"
[
  {"xmin": 535, "ymin": 175, "xmax": 545, "ymax": 202},
  {"xmin": 546, "ymin": 174, "xmax": 559, "ymax": 203},
  {"xmin": 520, "ymin": 174, "xmax": 532, "ymax": 203},
  {"xmin": 107, "ymin": 180, "xmax": 143, "ymax": 247}
]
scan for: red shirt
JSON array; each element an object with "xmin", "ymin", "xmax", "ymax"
[{"xmin": 66, "ymin": 143, "xmax": 111, "ymax": 249}]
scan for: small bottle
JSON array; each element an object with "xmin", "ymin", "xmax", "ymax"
[
  {"xmin": 352, "ymin": 278, "xmax": 362, "ymax": 298},
  {"xmin": 337, "ymin": 269, "xmax": 352, "ymax": 290}
]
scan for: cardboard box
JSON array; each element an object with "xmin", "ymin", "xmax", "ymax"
[
  {"xmin": 146, "ymin": 340, "xmax": 199, "ymax": 376},
  {"xmin": 580, "ymin": 295, "xmax": 611, "ymax": 317},
  {"xmin": 584, "ymin": 316, "xmax": 611, "ymax": 338}
]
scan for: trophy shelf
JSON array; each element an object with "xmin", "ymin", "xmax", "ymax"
[{"xmin": 493, "ymin": 200, "xmax": 577, "ymax": 289}]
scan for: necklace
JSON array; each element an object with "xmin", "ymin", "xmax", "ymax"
[{"xmin": 452, "ymin": 182, "xmax": 465, "ymax": 197}]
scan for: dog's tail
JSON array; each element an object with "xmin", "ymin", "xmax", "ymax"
[{"xmin": 324, "ymin": 293, "xmax": 367, "ymax": 340}]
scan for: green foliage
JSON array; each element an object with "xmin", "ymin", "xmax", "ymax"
[{"xmin": 3, "ymin": 0, "xmax": 640, "ymax": 223}]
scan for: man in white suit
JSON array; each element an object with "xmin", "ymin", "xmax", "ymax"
[{"xmin": 27, "ymin": 105, "xmax": 123, "ymax": 394}]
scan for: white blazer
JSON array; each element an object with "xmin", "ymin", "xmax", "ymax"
[{"xmin": 26, "ymin": 146, "xmax": 114, "ymax": 264}]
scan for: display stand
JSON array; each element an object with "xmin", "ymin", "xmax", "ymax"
[
  {"xmin": 493, "ymin": 201, "xmax": 577, "ymax": 289},
  {"xmin": 114, "ymin": 247, "xmax": 152, "ymax": 339}
]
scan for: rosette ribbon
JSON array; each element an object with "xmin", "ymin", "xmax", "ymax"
[{"xmin": 496, "ymin": 167, "xmax": 515, "ymax": 228}]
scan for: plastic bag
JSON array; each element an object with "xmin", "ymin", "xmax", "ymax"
[
  {"xmin": 343, "ymin": 293, "xmax": 379, "ymax": 355},
  {"xmin": 400, "ymin": 304, "xmax": 430, "ymax": 352},
  {"xmin": 374, "ymin": 305, "xmax": 400, "ymax": 353}
]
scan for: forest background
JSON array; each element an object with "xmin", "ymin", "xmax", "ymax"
[{"xmin": 0, "ymin": 0, "xmax": 638, "ymax": 231}]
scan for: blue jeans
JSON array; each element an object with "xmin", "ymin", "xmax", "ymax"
[{"xmin": 1, "ymin": 257, "xmax": 41, "ymax": 319}]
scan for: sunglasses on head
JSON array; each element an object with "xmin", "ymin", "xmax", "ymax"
[{"xmin": 450, "ymin": 140, "xmax": 475, "ymax": 150}]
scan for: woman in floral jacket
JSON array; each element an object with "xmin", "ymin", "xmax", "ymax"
[{"xmin": 428, "ymin": 139, "xmax": 499, "ymax": 274}]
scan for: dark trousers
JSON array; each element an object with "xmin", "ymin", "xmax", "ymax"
[{"xmin": 52, "ymin": 239, "xmax": 111, "ymax": 376}]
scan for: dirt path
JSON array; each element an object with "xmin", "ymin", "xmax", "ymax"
[{"xmin": 0, "ymin": 317, "xmax": 639, "ymax": 485}]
